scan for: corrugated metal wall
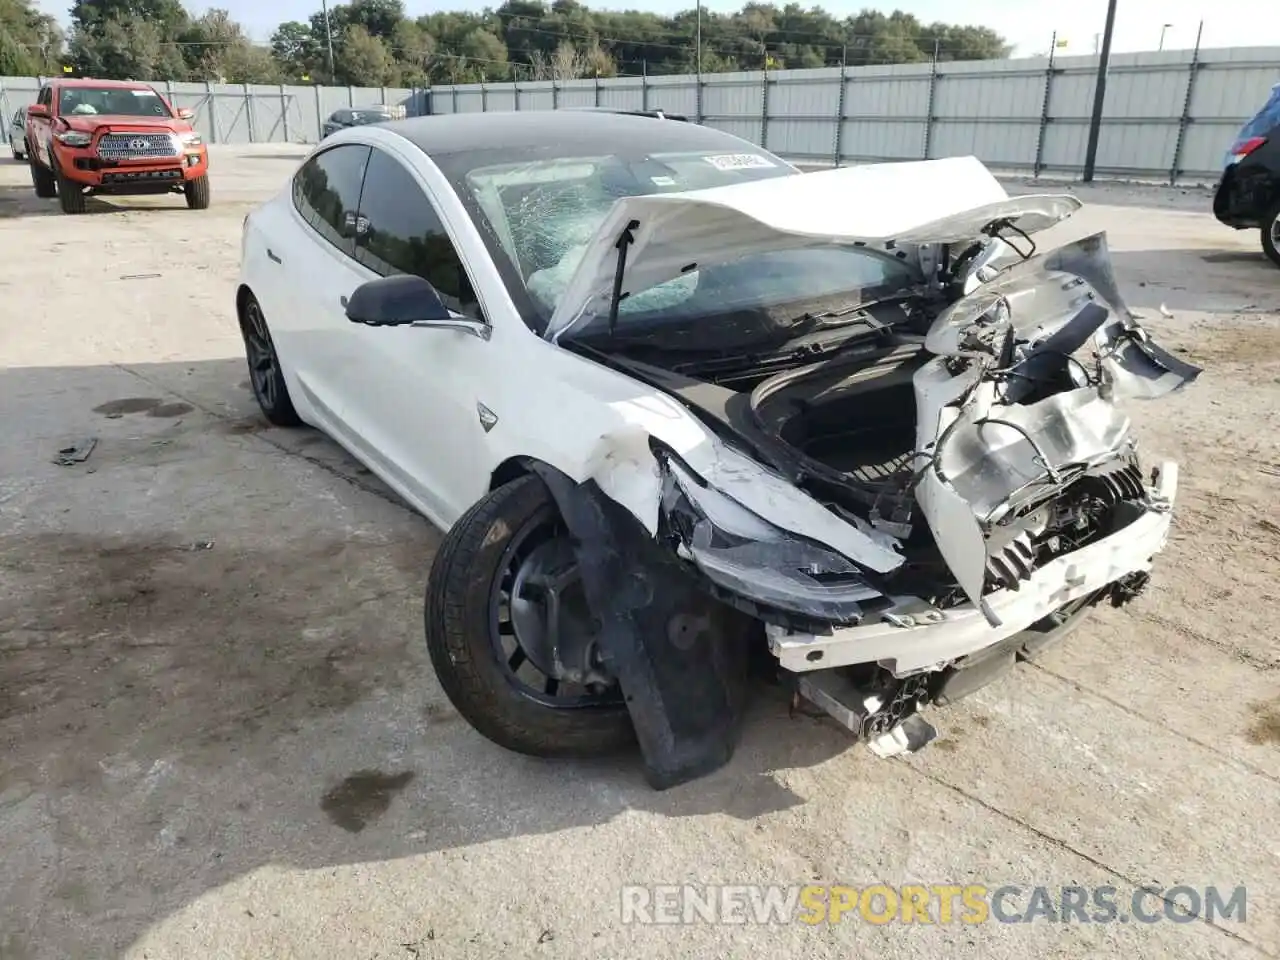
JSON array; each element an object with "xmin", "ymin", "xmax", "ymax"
[
  {"xmin": 3, "ymin": 46, "xmax": 1276, "ymax": 182},
  {"xmin": 423, "ymin": 47, "xmax": 1280, "ymax": 184}
]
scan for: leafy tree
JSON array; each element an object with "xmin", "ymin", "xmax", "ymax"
[
  {"xmin": 0, "ymin": 0, "xmax": 63, "ymax": 75},
  {"xmin": 334, "ymin": 24, "xmax": 397, "ymax": 86},
  {"xmin": 69, "ymin": 13, "xmax": 186, "ymax": 80}
]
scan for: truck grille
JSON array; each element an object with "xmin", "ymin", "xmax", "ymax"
[{"xmin": 97, "ymin": 133, "xmax": 179, "ymax": 161}]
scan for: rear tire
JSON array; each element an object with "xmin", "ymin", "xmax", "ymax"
[
  {"xmin": 424, "ymin": 475, "xmax": 635, "ymax": 759},
  {"xmin": 12, "ymin": 139, "xmax": 26, "ymax": 161},
  {"xmin": 29, "ymin": 153, "xmax": 55, "ymax": 198},
  {"xmin": 1262, "ymin": 199, "xmax": 1280, "ymax": 269},
  {"xmin": 238, "ymin": 293, "xmax": 302, "ymax": 427},
  {"xmin": 184, "ymin": 175, "xmax": 210, "ymax": 210}
]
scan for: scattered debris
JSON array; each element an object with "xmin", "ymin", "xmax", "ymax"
[
  {"xmin": 53, "ymin": 438, "xmax": 97, "ymax": 466},
  {"xmin": 189, "ymin": 540, "xmax": 215, "ymax": 551},
  {"xmin": 119, "ymin": 273, "xmax": 162, "ymax": 281},
  {"xmin": 1159, "ymin": 303, "xmax": 1174, "ymax": 318},
  {"xmin": 538, "ymin": 930, "xmax": 555, "ymax": 944}
]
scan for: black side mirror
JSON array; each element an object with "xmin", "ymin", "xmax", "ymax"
[
  {"xmin": 345, "ymin": 274, "xmax": 452, "ymax": 326},
  {"xmin": 345, "ymin": 275, "xmax": 489, "ymax": 340}
]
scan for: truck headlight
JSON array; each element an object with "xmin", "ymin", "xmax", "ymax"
[
  {"xmin": 659, "ymin": 457, "xmax": 879, "ymax": 623},
  {"xmin": 179, "ymin": 132, "xmax": 202, "ymax": 146},
  {"xmin": 54, "ymin": 131, "xmax": 92, "ymax": 147}
]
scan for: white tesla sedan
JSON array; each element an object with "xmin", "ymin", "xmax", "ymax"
[{"xmin": 236, "ymin": 111, "xmax": 1198, "ymax": 788}]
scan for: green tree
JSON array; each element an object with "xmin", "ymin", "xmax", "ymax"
[
  {"xmin": 0, "ymin": 0, "xmax": 63, "ymax": 75},
  {"xmin": 334, "ymin": 23, "xmax": 397, "ymax": 86},
  {"xmin": 69, "ymin": 13, "xmax": 187, "ymax": 80}
]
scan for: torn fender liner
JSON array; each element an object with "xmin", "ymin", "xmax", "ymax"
[{"xmin": 530, "ymin": 463, "xmax": 752, "ymax": 789}]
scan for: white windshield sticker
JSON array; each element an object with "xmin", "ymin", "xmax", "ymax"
[
  {"xmin": 650, "ymin": 175, "xmax": 676, "ymax": 186},
  {"xmin": 131, "ymin": 90, "xmax": 156, "ymax": 96},
  {"xmin": 703, "ymin": 153, "xmax": 774, "ymax": 171}
]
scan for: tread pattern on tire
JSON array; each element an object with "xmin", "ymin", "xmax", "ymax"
[
  {"xmin": 424, "ymin": 475, "xmax": 635, "ymax": 759},
  {"xmin": 1262, "ymin": 199, "xmax": 1280, "ymax": 269},
  {"xmin": 30, "ymin": 155, "xmax": 55, "ymax": 198},
  {"xmin": 239, "ymin": 296, "xmax": 302, "ymax": 427},
  {"xmin": 185, "ymin": 175, "xmax": 211, "ymax": 210},
  {"xmin": 57, "ymin": 171, "xmax": 86, "ymax": 214}
]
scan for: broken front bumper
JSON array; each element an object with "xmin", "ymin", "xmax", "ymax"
[{"xmin": 768, "ymin": 460, "xmax": 1177, "ymax": 676}]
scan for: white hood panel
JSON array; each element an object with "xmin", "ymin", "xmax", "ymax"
[{"xmin": 544, "ymin": 156, "xmax": 1081, "ymax": 341}]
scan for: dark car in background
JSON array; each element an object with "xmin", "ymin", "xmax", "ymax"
[
  {"xmin": 321, "ymin": 105, "xmax": 399, "ymax": 139},
  {"xmin": 1213, "ymin": 82, "xmax": 1280, "ymax": 268}
]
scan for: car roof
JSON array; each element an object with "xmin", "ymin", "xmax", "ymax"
[{"xmin": 389, "ymin": 110, "xmax": 752, "ymax": 160}]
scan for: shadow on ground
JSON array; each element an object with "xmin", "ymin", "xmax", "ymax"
[{"xmin": 0, "ymin": 358, "xmax": 857, "ymax": 959}]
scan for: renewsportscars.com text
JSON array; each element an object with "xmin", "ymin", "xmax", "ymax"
[{"xmin": 620, "ymin": 884, "xmax": 1247, "ymax": 926}]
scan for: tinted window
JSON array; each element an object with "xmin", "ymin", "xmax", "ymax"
[
  {"xmin": 38, "ymin": 87, "xmax": 51, "ymax": 107},
  {"xmin": 355, "ymin": 148, "xmax": 481, "ymax": 319},
  {"xmin": 292, "ymin": 144, "xmax": 371, "ymax": 257}
]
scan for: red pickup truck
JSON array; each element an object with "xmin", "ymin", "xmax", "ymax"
[{"xmin": 25, "ymin": 78, "xmax": 210, "ymax": 214}]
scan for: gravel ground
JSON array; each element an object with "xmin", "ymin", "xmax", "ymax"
[{"xmin": 1, "ymin": 143, "xmax": 1278, "ymax": 960}]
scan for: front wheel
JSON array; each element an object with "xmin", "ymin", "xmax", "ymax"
[
  {"xmin": 424, "ymin": 475, "xmax": 635, "ymax": 758},
  {"xmin": 184, "ymin": 175, "xmax": 210, "ymax": 210},
  {"xmin": 1262, "ymin": 199, "xmax": 1280, "ymax": 269},
  {"xmin": 57, "ymin": 169, "xmax": 87, "ymax": 214}
]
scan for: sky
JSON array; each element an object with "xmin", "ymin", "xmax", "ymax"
[{"xmin": 33, "ymin": 0, "xmax": 1280, "ymax": 54}]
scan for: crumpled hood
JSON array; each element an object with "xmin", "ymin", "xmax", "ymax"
[
  {"xmin": 543, "ymin": 155, "xmax": 1081, "ymax": 341},
  {"xmin": 59, "ymin": 115, "xmax": 189, "ymax": 135}
]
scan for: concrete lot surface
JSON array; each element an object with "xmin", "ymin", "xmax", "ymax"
[{"xmin": 1, "ymin": 144, "xmax": 1278, "ymax": 960}]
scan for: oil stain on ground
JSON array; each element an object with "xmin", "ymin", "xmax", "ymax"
[
  {"xmin": 320, "ymin": 770, "xmax": 416, "ymax": 832},
  {"xmin": 92, "ymin": 398, "xmax": 193, "ymax": 418}
]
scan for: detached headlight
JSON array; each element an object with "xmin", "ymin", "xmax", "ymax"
[
  {"xmin": 179, "ymin": 132, "xmax": 202, "ymax": 146},
  {"xmin": 54, "ymin": 131, "xmax": 92, "ymax": 147},
  {"xmin": 659, "ymin": 458, "xmax": 879, "ymax": 624}
]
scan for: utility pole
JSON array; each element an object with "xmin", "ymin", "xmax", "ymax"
[
  {"xmin": 321, "ymin": 0, "xmax": 337, "ymax": 80},
  {"xmin": 1159, "ymin": 23, "xmax": 1173, "ymax": 51},
  {"xmin": 695, "ymin": 0, "xmax": 702, "ymax": 74},
  {"xmin": 1082, "ymin": 0, "xmax": 1118, "ymax": 182}
]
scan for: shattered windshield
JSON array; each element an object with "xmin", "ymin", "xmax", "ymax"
[
  {"xmin": 58, "ymin": 86, "xmax": 170, "ymax": 118},
  {"xmin": 451, "ymin": 149, "xmax": 918, "ymax": 342}
]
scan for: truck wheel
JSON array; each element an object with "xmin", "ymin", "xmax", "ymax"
[
  {"xmin": 1262, "ymin": 199, "xmax": 1280, "ymax": 270},
  {"xmin": 238, "ymin": 293, "xmax": 301, "ymax": 427},
  {"xmin": 184, "ymin": 175, "xmax": 211, "ymax": 210},
  {"xmin": 424, "ymin": 475, "xmax": 636, "ymax": 759},
  {"xmin": 29, "ymin": 154, "xmax": 55, "ymax": 198},
  {"xmin": 56, "ymin": 169, "xmax": 87, "ymax": 214}
]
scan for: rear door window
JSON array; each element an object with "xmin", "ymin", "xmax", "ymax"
[
  {"xmin": 354, "ymin": 147, "xmax": 482, "ymax": 319},
  {"xmin": 292, "ymin": 144, "xmax": 371, "ymax": 258},
  {"xmin": 1238, "ymin": 84, "xmax": 1280, "ymax": 142}
]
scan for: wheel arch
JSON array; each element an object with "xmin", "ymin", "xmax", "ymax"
[{"xmin": 489, "ymin": 455, "xmax": 551, "ymax": 493}]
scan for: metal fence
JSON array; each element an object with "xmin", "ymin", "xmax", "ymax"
[
  {"xmin": 3, "ymin": 45, "xmax": 1278, "ymax": 183},
  {"xmin": 424, "ymin": 46, "xmax": 1280, "ymax": 185}
]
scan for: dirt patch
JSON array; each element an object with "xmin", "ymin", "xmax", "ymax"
[
  {"xmin": 147, "ymin": 402, "xmax": 193, "ymax": 418},
  {"xmin": 319, "ymin": 769, "xmax": 416, "ymax": 832},
  {"xmin": 1247, "ymin": 702, "xmax": 1280, "ymax": 746},
  {"xmin": 0, "ymin": 531, "xmax": 436, "ymax": 786},
  {"xmin": 94, "ymin": 397, "xmax": 161, "ymax": 416},
  {"xmin": 1178, "ymin": 324, "xmax": 1280, "ymax": 369}
]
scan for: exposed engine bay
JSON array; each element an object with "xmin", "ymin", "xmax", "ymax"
[{"xmin": 521, "ymin": 159, "xmax": 1200, "ymax": 789}]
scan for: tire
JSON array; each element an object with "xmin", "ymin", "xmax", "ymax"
[
  {"xmin": 29, "ymin": 153, "xmax": 55, "ymax": 198},
  {"xmin": 425, "ymin": 475, "xmax": 636, "ymax": 759},
  {"xmin": 238, "ymin": 293, "xmax": 302, "ymax": 427},
  {"xmin": 1262, "ymin": 199, "xmax": 1280, "ymax": 270},
  {"xmin": 184, "ymin": 174, "xmax": 210, "ymax": 210},
  {"xmin": 56, "ymin": 166, "xmax": 87, "ymax": 215}
]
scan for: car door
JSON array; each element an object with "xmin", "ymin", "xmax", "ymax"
[
  {"xmin": 337, "ymin": 144, "xmax": 495, "ymax": 525},
  {"xmin": 30, "ymin": 87, "xmax": 52, "ymax": 164},
  {"xmin": 261, "ymin": 142, "xmax": 373, "ymax": 433}
]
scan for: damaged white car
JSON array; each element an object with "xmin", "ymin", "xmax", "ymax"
[{"xmin": 236, "ymin": 110, "xmax": 1198, "ymax": 788}]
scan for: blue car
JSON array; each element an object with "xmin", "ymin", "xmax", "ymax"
[{"xmin": 1213, "ymin": 82, "xmax": 1280, "ymax": 268}]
